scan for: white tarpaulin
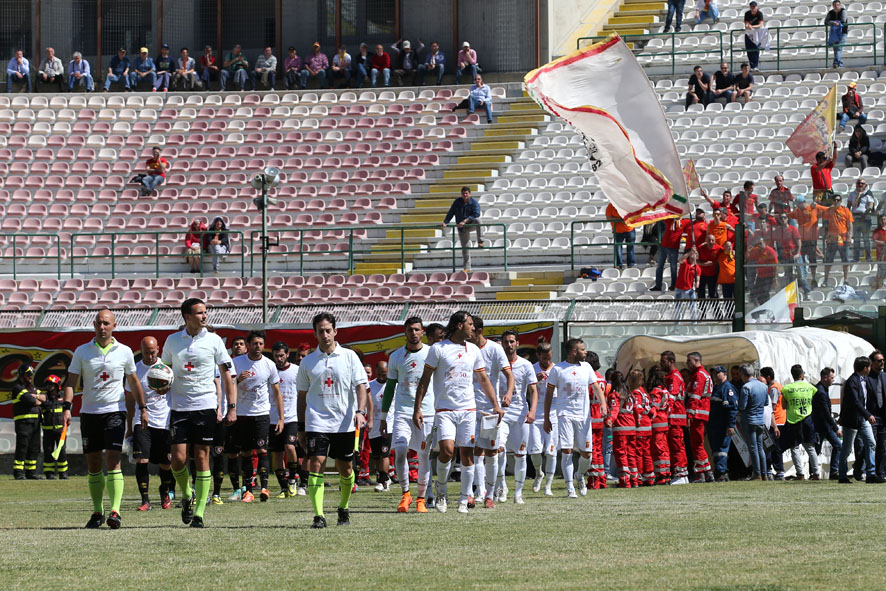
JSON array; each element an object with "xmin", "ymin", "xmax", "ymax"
[{"xmin": 524, "ymin": 34, "xmax": 689, "ymax": 227}]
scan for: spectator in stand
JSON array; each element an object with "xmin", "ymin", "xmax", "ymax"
[
  {"xmin": 369, "ymin": 43, "xmax": 390, "ymax": 88},
  {"xmin": 652, "ymin": 216, "xmax": 690, "ymax": 291},
  {"xmin": 789, "ymin": 196, "xmax": 826, "ymax": 287},
  {"xmin": 141, "ymin": 146, "xmax": 169, "ymax": 196},
  {"xmin": 738, "ymin": 364, "xmax": 769, "ymax": 480},
  {"xmin": 606, "ymin": 203, "xmax": 635, "ymax": 269},
  {"xmin": 695, "ymin": 0, "xmax": 719, "ymax": 24},
  {"xmin": 685, "ymin": 65, "xmax": 712, "ymax": 108},
  {"xmin": 203, "ymin": 217, "xmax": 231, "ymax": 273},
  {"xmin": 771, "ymin": 213, "xmax": 808, "ymax": 293},
  {"xmin": 717, "ymin": 241, "xmax": 736, "ymax": 298},
  {"xmin": 838, "ymin": 356, "xmax": 876, "ymax": 484},
  {"xmin": 747, "ymin": 202, "xmax": 774, "ymax": 232},
  {"xmin": 811, "ymin": 143, "xmax": 838, "ymax": 203},
  {"xmin": 674, "ymin": 248, "xmax": 701, "ymax": 320},
  {"xmin": 352, "ymin": 43, "xmax": 370, "ymax": 88},
  {"xmin": 711, "ymin": 62, "xmax": 733, "ymax": 103},
  {"xmin": 38, "ymin": 47, "xmax": 65, "ymax": 92},
  {"xmin": 172, "ymin": 47, "xmax": 197, "ymax": 91},
  {"xmin": 220, "ymin": 45, "xmax": 248, "ymax": 91},
  {"xmin": 825, "ymin": 0, "xmax": 848, "ymax": 68},
  {"xmin": 733, "ymin": 62, "xmax": 754, "ymax": 102},
  {"xmin": 747, "ymin": 235, "xmax": 778, "ymax": 305},
  {"xmin": 684, "ymin": 208, "xmax": 708, "ymax": 250},
  {"xmin": 417, "ymin": 41, "xmax": 445, "ymax": 86},
  {"xmin": 705, "ymin": 208, "xmax": 733, "ymax": 246},
  {"xmin": 874, "ymin": 215, "xmax": 886, "ymax": 288},
  {"xmin": 840, "ymin": 82, "xmax": 866, "ymax": 131},
  {"xmin": 283, "ymin": 47, "xmax": 301, "ymax": 90},
  {"xmin": 6, "ymin": 49, "xmax": 31, "ymax": 93},
  {"xmin": 390, "ymin": 39, "xmax": 423, "ymax": 86},
  {"xmin": 129, "ymin": 47, "xmax": 156, "ymax": 91},
  {"xmin": 455, "ymin": 41, "xmax": 478, "ymax": 85},
  {"xmin": 664, "ymin": 0, "xmax": 686, "ymax": 32},
  {"xmin": 821, "ymin": 195, "xmax": 853, "ymax": 285},
  {"xmin": 199, "ymin": 46, "xmax": 219, "ymax": 90},
  {"xmin": 251, "ymin": 46, "xmax": 277, "ymax": 90},
  {"xmin": 697, "ymin": 234, "xmax": 722, "ymax": 298},
  {"xmin": 736, "ymin": 180, "xmax": 758, "ymax": 214},
  {"xmin": 812, "ymin": 367, "xmax": 841, "ymax": 480},
  {"xmin": 845, "ymin": 126, "xmax": 870, "ymax": 170},
  {"xmin": 468, "ymin": 74, "xmax": 494, "ymax": 124},
  {"xmin": 103, "ymin": 47, "xmax": 130, "ymax": 92},
  {"xmin": 768, "ymin": 175, "xmax": 794, "ymax": 215},
  {"xmin": 329, "ymin": 46, "xmax": 351, "ymax": 89},
  {"xmin": 185, "ymin": 219, "xmax": 207, "ymax": 273},
  {"xmin": 68, "ymin": 52, "xmax": 94, "ymax": 92},
  {"xmin": 743, "ymin": 1, "xmax": 766, "ymax": 71},
  {"xmin": 848, "ymin": 178, "xmax": 875, "ymax": 262},
  {"xmin": 154, "ymin": 44, "xmax": 174, "ymax": 92},
  {"xmin": 300, "ymin": 42, "xmax": 329, "ymax": 89},
  {"xmin": 701, "ymin": 188, "xmax": 738, "ymax": 216},
  {"xmin": 442, "ymin": 186, "xmax": 483, "ymax": 272}
]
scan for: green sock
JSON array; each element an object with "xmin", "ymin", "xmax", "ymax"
[
  {"xmin": 339, "ymin": 472, "xmax": 355, "ymax": 510},
  {"xmin": 173, "ymin": 466, "xmax": 193, "ymax": 499},
  {"xmin": 308, "ymin": 472, "xmax": 324, "ymax": 517},
  {"xmin": 193, "ymin": 471, "xmax": 212, "ymax": 519},
  {"xmin": 87, "ymin": 472, "xmax": 105, "ymax": 514},
  {"xmin": 106, "ymin": 469, "xmax": 124, "ymax": 513}
]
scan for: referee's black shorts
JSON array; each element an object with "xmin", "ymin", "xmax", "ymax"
[
  {"xmin": 306, "ymin": 431, "xmax": 355, "ymax": 461},
  {"xmin": 81, "ymin": 412, "xmax": 126, "ymax": 454},
  {"xmin": 169, "ymin": 409, "xmax": 216, "ymax": 445}
]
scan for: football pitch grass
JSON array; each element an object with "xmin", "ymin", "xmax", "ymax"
[{"xmin": 2, "ymin": 476, "xmax": 884, "ymax": 590}]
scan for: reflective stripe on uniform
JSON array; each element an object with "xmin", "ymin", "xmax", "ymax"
[
  {"xmin": 612, "ymin": 426, "xmax": 635, "ymax": 432},
  {"xmin": 14, "ymin": 414, "xmax": 39, "ymax": 421},
  {"xmin": 670, "ymin": 413, "xmax": 687, "ymax": 419}
]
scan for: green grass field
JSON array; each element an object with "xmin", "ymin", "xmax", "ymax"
[{"xmin": 2, "ymin": 475, "xmax": 884, "ymax": 590}]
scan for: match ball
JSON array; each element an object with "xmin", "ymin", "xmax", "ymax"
[{"xmin": 146, "ymin": 362, "xmax": 175, "ymax": 391}]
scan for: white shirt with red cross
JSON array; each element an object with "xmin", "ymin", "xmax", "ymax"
[
  {"xmin": 162, "ymin": 328, "xmax": 232, "ymax": 412},
  {"xmin": 69, "ymin": 338, "xmax": 137, "ymax": 415},
  {"xmin": 296, "ymin": 343, "xmax": 369, "ymax": 433}
]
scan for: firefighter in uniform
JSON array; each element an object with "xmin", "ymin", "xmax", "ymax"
[
  {"xmin": 13, "ymin": 364, "xmax": 46, "ymax": 480},
  {"xmin": 41, "ymin": 375, "xmax": 68, "ymax": 479}
]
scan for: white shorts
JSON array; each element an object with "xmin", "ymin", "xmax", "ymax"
[
  {"xmin": 527, "ymin": 421, "xmax": 556, "ymax": 455},
  {"xmin": 557, "ymin": 414, "xmax": 593, "ymax": 453},
  {"xmin": 392, "ymin": 411, "xmax": 435, "ymax": 453},
  {"xmin": 434, "ymin": 409, "xmax": 476, "ymax": 449},
  {"xmin": 500, "ymin": 419, "xmax": 530, "ymax": 454}
]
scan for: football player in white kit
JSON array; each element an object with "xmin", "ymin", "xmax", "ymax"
[
  {"xmin": 544, "ymin": 337, "xmax": 597, "ymax": 498},
  {"xmin": 469, "ymin": 316, "xmax": 513, "ymax": 509},
  {"xmin": 380, "ymin": 317, "xmax": 436, "ymax": 513},
  {"xmin": 492, "ymin": 330, "xmax": 538, "ymax": 505},
  {"xmin": 270, "ymin": 341, "xmax": 300, "ymax": 498},
  {"xmin": 530, "ymin": 338, "xmax": 557, "ymax": 495},
  {"xmin": 413, "ymin": 311, "xmax": 503, "ymax": 514}
]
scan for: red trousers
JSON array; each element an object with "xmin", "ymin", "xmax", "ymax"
[
  {"xmin": 591, "ymin": 428, "xmax": 605, "ymax": 479},
  {"xmin": 668, "ymin": 426, "xmax": 688, "ymax": 478},
  {"xmin": 636, "ymin": 434, "xmax": 653, "ymax": 482},
  {"xmin": 651, "ymin": 431, "xmax": 671, "ymax": 479},
  {"xmin": 689, "ymin": 418, "xmax": 711, "ymax": 474},
  {"xmin": 613, "ymin": 431, "xmax": 637, "ymax": 480}
]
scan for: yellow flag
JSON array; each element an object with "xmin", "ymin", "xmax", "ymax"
[
  {"xmin": 682, "ymin": 159, "xmax": 701, "ymax": 192},
  {"xmin": 786, "ymin": 85, "xmax": 837, "ymax": 165}
]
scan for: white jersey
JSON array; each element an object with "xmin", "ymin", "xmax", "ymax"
[
  {"xmin": 548, "ymin": 361, "xmax": 594, "ymax": 420},
  {"xmin": 296, "ymin": 343, "xmax": 369, "ymax": 433},
  {"xmin": 499, "ymin": 356, "xmax": 537, "ymax": 423},
  {"xmin": 271, "ymin": 363, "xmax": 299, "ymax": 424},
  {"xmin": 368, "ymin": 379, "xmax": 386, "ymax": 438},
  {"xmin": 387, "ymin": 344, "xmax": 435, "ymax": 416},
  {"xmin": 232, "ymin": 354, "xmax": 280, "ymax": 417},
  {"xmin": 127, "ymin": 360, "xmax": 170, "ymax": 429},
  {"xmin": 217, "ymin": 366, "xmax": 236, "ymax": 415},
  {"xmin": 425, "ymin": 339, "xmax": 485, "ymax": 412},
  {"xmin": 161, "ymin": 328, "xmax": 232, "ymax": 412},
  {"xmin": 533, "ymin": 361, "xmax": 555, "ymax": 422},
  {"xmin": 69, "ymin": 338, "xmax": 136, "ymax": 415},
  {"xmin": 474, "ymin": 339, "xmax": 510, "ymax": 412}
]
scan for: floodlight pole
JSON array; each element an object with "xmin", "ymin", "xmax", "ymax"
[{"xmin": 261, "ymin": 182, "xmax": 269, "ymax": 324}]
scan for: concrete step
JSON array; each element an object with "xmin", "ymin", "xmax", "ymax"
[
  {"xmin": 496, "ymin": 290, "xmax": 557, "ymax": 301},
  {"xmin": 352, "ymin": 262, "xmax": 406, "ymax": 275},
  {"xmin": 509, "ymin": 276, "xmax": 565, "ymax": 287},
  {"xmin": 456, "ymin": 154, "xmax": 512, "ymax": 165},
  {"xmin": 428, "ymin": 183, "xmax": 485, "ymax": 193},
  {"xmin": 600, "ymin": 25, "xmax": 650, "ymax": 34},
  {"xmin": 483, "ymin": 127, "xmax": 536, "ymax": 137},
  {"xmin": 606, "ymin": 14, "xmax": 657, "ymax": 25},
  {"xmin": 442, "ymin": 168, "xmax": 498, "ymax": 179},
  {"xmin": 383, "ymin": 228, "xmax": 437, "ymax": 239},
  {"xmin": 497, "ymin": 114, "xmax": 548, "ymax": 124}
]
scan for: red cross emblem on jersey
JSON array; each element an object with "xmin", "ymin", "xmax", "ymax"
[
  {"xmin": 184, "ymin": 361, "xmax": 195, "ymax": 371},
  {"xmin": 99, "ymin": 372, "xmax": 110, "ymax": 381},
  {"xmin": 572, "ymin": 371, "xmax": 577, "ymax": 376},
  {"xmin": 325, "ymin": 377, "xmax": 334, "ymax": 388},
  {"xmin": 457, "ymin": 353, "xmax": 462, "ymax": 359},
  {"xmin": 410, "ymin": 362, "xmax": 416, "ymax": 368}
]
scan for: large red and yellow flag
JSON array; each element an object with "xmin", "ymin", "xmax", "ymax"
[
  {"xmin": 786, "ymin": 85, "xmax": 838, "ymax": 165},
  {"xmin": 683, "ymin": 159, "xmax": 701, "ymax": 192},
  {"xmin": 524, "ymin": 34, "xmax": 689, "ymax": 227}
]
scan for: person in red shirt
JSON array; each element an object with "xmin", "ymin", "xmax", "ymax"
[
  {"xmin": 630, "ymin": 370, "xmax": 654, "ymax": 486},
  {"xmin": 646, "ymin": 365, "xmax": 671, "ymax": 485},
  {"xmin": 683, "ymin": 209, "xmax": 708, "ymax": 251},
  {"xmin": 697, "ymin": 234, "xmax": 723, "ymax": 298},
  {"xmin": 747, "ymin": 235, "xmax": 779, "ymax": 305},
  {"xmin": 605, "ymin": 371, "xmax": 637, "ymax": 489},
  {"xmin": 606, "ymin": 203, "xmax": 635, "ymax": 269},
  {"xmin": 701, "ymin": 188, "xmax": 738, "ymax": 216},
  {"xmin": 675, "ymin": 248, "xmax": 701, "ymax": 322},
  {"xmin": 661, "ymin": 351, "xmax": 688, "ymax": 484},
  {"xmin": 141, "ymin": 146, "xmax": 169, "ymax": 196},
  {"xmin": 653, "ymin": 217, "xmax": 690, "ymax": 291},
  {"xmin": 810, "ymin": 142, "xmax": 838, "ymax": 204},
  {"xmin": 768, "ymin": 175, "xmax": 794, "ymax": 215},
  {"xmin": 184, "ymin": 218, "xmax": 207, "ymax": 273},
  {"xmin": 734, "ymin": 181, "xmax": 758, "ymax": 215},
  {"xmin": 370, "ymin": 44, "xmax": 391, "ymax": 88},
  {"xmin": 685, "ymin": 352, "xmax": 713, "ymax": 483},
  {"xmin": 770, "ymin": 213, "xmax": 809, "ymax": 293}
]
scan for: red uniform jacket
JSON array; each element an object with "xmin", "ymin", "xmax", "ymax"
[
  {"xmin": 608, "ymin": 390, "xmax": 635, "ymax": 434},
  {"xmin": 649, "ymin": 386, "xmax": 670, "ymax": 432},
  {"xmin": 665, "ymin": 368, "xmax": 687, "ymax": 426},
  {"xmin": 589, "ymin": 370, "xmax": 606, "ymax": 430},
  {"xmin": 633, "ymin": 388, "xmax": 653, "ymax": 436},
  {"xmin": 686, "ymin": 366, "xmax": 713, "ymax": 422}
]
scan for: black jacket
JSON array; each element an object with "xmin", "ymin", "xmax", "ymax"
[
  {"xmin": 840, "ymin": 372, "xmax": 872, "ymax": 429},
  {"xmin": 812, "ymin": 382, "xmax": 839, "ymax": 433},
  {"xmin": 203, "ymin": 217, "xmax": 231, "ymax": 252},
  {"xmin": 867, "ymin": 370, "xmax": 886, "ymax": 420},
  {"xmin": 12, "ymin": 380, "xmax": 39, "ymax": 422}
]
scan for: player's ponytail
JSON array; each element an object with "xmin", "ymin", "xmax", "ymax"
[{"xmin": 536, "ymin": 336, "xmax": 552, "ymax": 354}]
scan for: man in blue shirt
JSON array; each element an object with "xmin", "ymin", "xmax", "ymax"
[
  {"xmin": 417, "ymin": 41, "xmax": 445, "ymax": 86},
  {"xmin": 709, "ymin": 365, "xmax": 738, "ymax": 481},
  {"xmin": 6, "ymin": 49, "xmax": 31, "ymax": 93},
  {"xmin": 468, "ymin": 74, "xmax": 493, "ymax": 123},
  {"xmin": 128, "ymin": 47, "xmax": 156, "ymax": 91},
  {"xmin": 442, "ymin": 186, "xmax": 483, "ymax": 272},
  {"xmin": 68, "ymin": 52, "xmax": 94, "ymax": 92},
  {"xmin": 103, "ymin": 47, "xmax": 131, "ymax": 92}
]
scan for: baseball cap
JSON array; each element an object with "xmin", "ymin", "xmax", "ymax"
[
  {"xmin": 402, "ymin": 40, "xmax": 411, "ymax": 49},
  {"xmin": 749, "ymin": 1, "xmax": 757, "ymax": 6},
  {"xmin": 140, "ymin": 47, "xmax": 149, "ymax": 54},
  {"xmin": 18, "ymin": 364, "xmax": 34, "ymax": 377},
  {"xmin": 712, "ymin": 365, "xmax": 727, "ymax": 375},
  {"xmin": 462, "ymin": 41, "xmax": 470, "ymax": 47},
  {"xmin": 161, "ymin": 43, "xmax": 169, "ymax": 49},
  {"xmin": 118, "ymin": 47, "xmax": 126, "ymax": 53},
  {"xmin": 794, "ymin": 194, "xmax": 806, "ymax": 203}
]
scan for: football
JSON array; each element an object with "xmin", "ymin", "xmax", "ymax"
[{"xmin": 146, "ymin": 362, "xmax": 175, "ymax": 391}]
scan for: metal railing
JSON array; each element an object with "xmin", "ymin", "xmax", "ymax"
[
  {"xmin": 248, "ymin": 222, "xmax": 508, "ymax": 276},
  {"xmin": 67, "ymin": 230, "xmax": 246, "ymax": 278},
  {"xmin": 578, "ymin": 31, "xmax": 725, "ymax": 75},
  {"xmin": 569, "ymin": 219, "xmax": 660, "ymax": 270},
  {"xmin": 1, "ymin": 234, "xmax": 63, "ymax": 280}
]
